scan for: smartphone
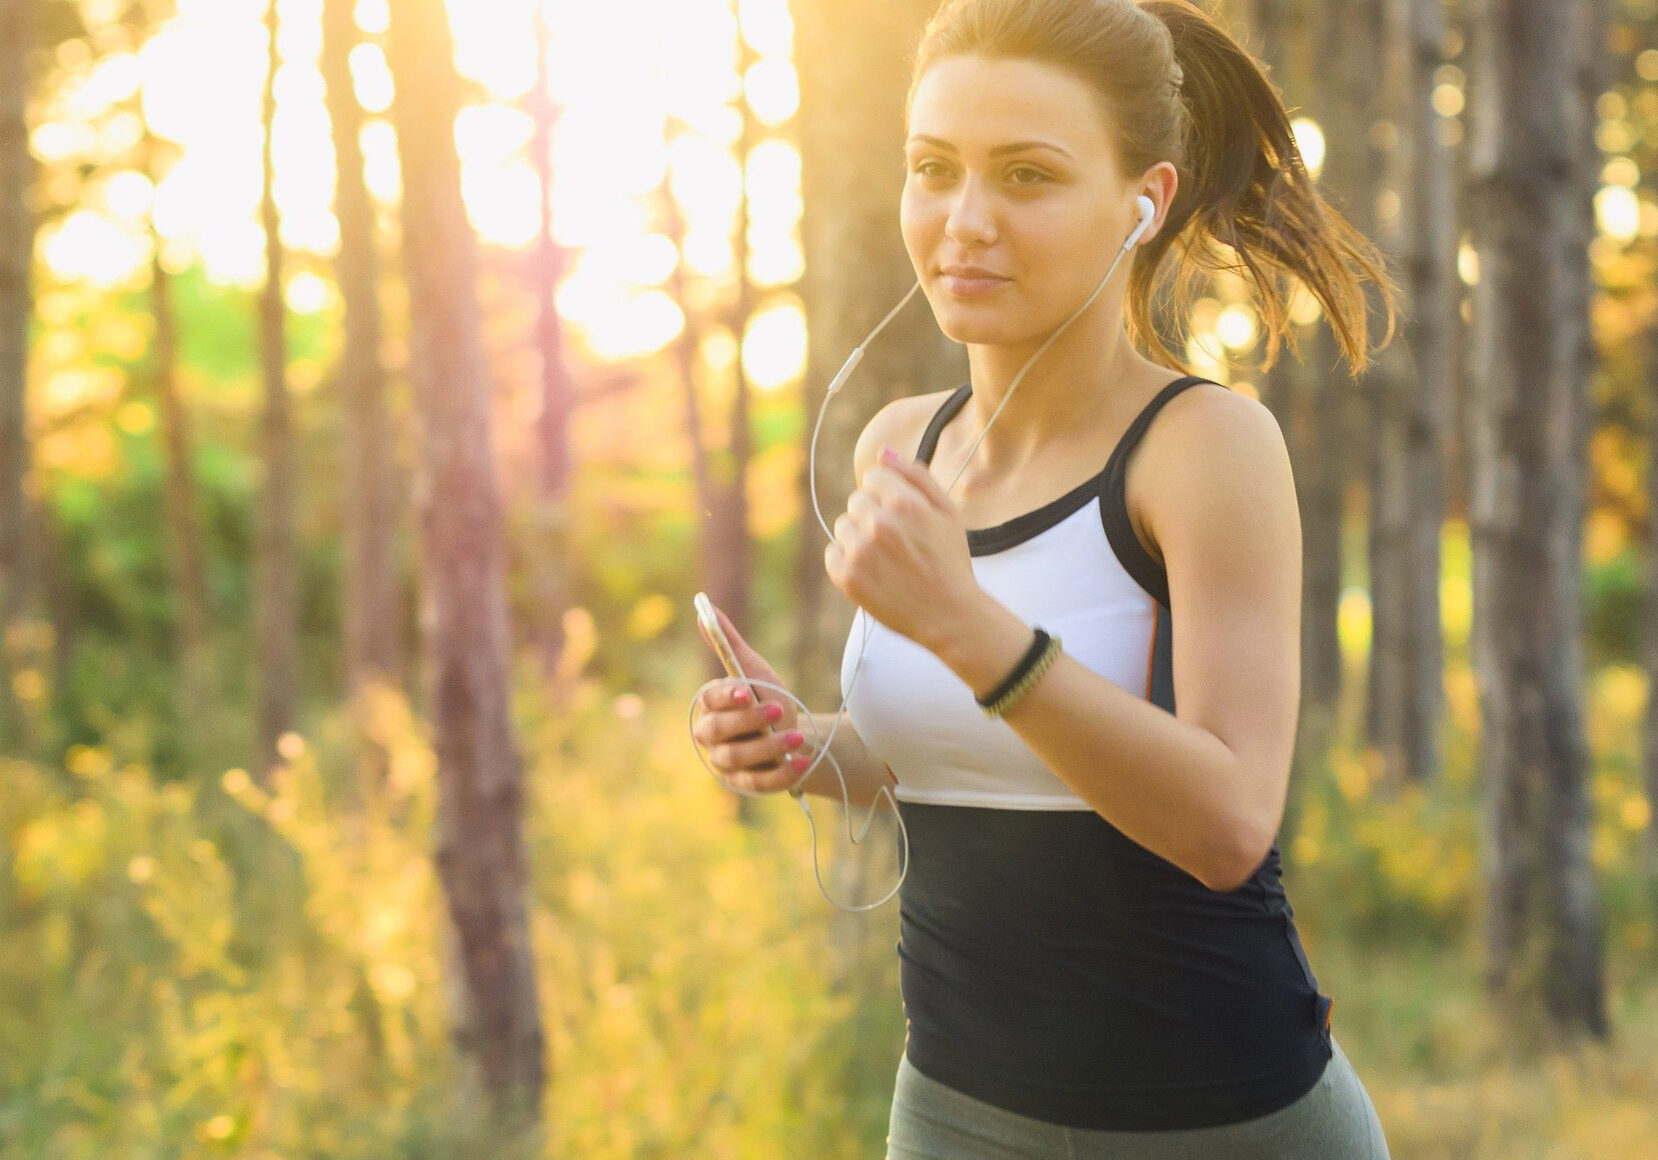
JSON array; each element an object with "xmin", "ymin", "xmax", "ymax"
[{"xmin": 693, "ymin": 591, "xmax": 803, "ymax": 797}]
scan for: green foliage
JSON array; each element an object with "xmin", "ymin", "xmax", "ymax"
[{"xmin": 5, "ymin": 616, "xmax": 1658, "ymax": 1156}]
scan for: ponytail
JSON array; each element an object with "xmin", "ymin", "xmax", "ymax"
[
  {"xmin": 1139, "ymin": 0, "xmax": 1398, "ymax": 374},
  {"xmin": 908, "ymin": 0, "xmax": 1401, "ymax": 376}
]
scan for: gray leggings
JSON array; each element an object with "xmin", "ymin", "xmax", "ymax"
[{"xmin": 886, "ymin": 1037, "xmax": 1391, "ymax": 1159}]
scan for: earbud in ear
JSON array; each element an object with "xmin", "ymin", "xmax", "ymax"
[{"xmin": 1124, "ymin": 195, "xmax": 1156, "ymax": 249}]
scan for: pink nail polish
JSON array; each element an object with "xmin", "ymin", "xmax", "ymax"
[
  {"xmin": 763, "ymin": 702, "xmax": 783, "ymax": 722},
  {"xmin": 784, "ymin": 730, "xmax": 804, "ymax": 747}
]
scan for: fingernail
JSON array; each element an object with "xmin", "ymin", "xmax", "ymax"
[
  {"xmin": 732, "ymin": 687, "xmax": 750, "ymax": 703},
  {"xmin": 789, "ymin": 754, "xmax": 809, "ymax": 771},
  {"xmin": 881, "ymin": 445, "xmax": 900, "ymax": 465},
  {"xmin": 763, "ymin": 702, "xmax": 783, "ymax": 722},
  {"xmin": 784, "ymin": 730, "xmax": 804, "ymax": 748}
]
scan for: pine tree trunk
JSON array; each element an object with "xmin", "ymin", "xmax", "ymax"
[
  {"xmin": 1371, "ymin": 0, "xmax": 1453, "ymax": 788},
  {"xmin": 321, "ymin": 0, "xmax": 401, "ymax": 793},
  {"xmin": 0, "ymin": 0, "xmax": 37, "ymax": 750},
  {"xmin": 256, "ymin": 0, "xmax": 299, "ymax": 780},
  {"xmin": 1249, "ymin": 0, "xmax": 1340, "ymax": 849},
  {"xmin": 1466, "ymin": 0, "xmax": 1607, "ymax": 1046},
  {"xmin": 385, "ymin": 0, "xmax": 546, "ymax": 1128},
  {"xmin": 527, "ymin": 5, "xmax": 575, "ymax": 691},
  {"xmin": 149, "ymin": 233, "xmax": 213, "ymax": 758}
]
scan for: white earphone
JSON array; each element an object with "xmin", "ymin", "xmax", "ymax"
[{"xmin": 688, "ymin": 193, "xmax": 1158, "ymax": 911}]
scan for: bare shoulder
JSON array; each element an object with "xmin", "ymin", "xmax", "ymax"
[
  {"xmin": 852, "ymin": 388, "xmax": 958, "ymax": 489},
  {"xmin": 1130, "ymin": 381, "xmax": 1293, "ymax": 566}
]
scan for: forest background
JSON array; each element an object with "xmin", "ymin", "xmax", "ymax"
[{"xmin": 2, "ymin": 0, "xmax": 1657, "ymax": 1157}]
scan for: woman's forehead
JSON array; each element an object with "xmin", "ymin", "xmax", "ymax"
[{"xmin": 908, "ymin": 57, "xmax": 1109, "ymax": 152}]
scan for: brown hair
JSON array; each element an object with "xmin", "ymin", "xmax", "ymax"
[{"xmin": 904, "ymin": 0, "xmax": 1400, "ymax": 376}]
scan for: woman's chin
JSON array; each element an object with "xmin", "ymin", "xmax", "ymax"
[{"xmin": 935, "ymin": 314, "xmax": 1023, "ymax": 345}]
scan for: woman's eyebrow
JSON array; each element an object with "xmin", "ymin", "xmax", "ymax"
[{"xmin": 905, "ymin": 134, "xmax": 1074, "ymax": 159}]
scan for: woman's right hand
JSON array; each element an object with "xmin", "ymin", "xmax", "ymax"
[{"xmin": 693, "ymin": 602, "xmax": 813, "ymax": 794}]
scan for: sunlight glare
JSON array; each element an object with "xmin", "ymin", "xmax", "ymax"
[
  {"xmin": 353, "ymin": 0, "xmax": 388, "ymax": 35},
  {"xmin": 449, "ymin": 0, "xmax": 538, "ymax": 101},
  {"xmin": 1596, "ymin": 186, "xmax": 1640, "ymax": 242},
  {"xmin": 740, "ymin": 299, "xmax": 806, "ymax": 392},
  {"xmin": 1290, "ymin": 117, "xmax": 1324, "ymax": 180},
  {"xmin": 743, "ymin": 58, "xmax": 798, "ymax": 126},
  {"xmin": 668, "ymin": 136, "xmax": 742, "ymax": 232},
  {"xmin": 359, "ymin": 121, "xmax": 402, "ymax": 202},
  {"xmin": 40, "ymin": 211, "xmax": 150, "ymax": 290},
  {"xmin": 101, "ymin": 171, "xmax": 156, "ymax": 226},
  {"xmin": 462, "ymin": 161, "xmax": 542, "ymax": 249},
  {"xmin": 1215, "ymin": 304, "xmax": 1258, "ymax": 351},
  {"xmin": 286, "ymin": 270, "xmax": 335, "ymax": 314},
  {"xmin": 737, "ymin": 0, "xmax": 793, "ymax": 56},
  {"xmin": 555, "ymin": 105, "xmax": 670, "ymax": 198},
  {"xmin": 348, "ymin": 43, "xmax": 393, "ymax": 114},
  {"xmin": 585, "ymin": 291, "xmax": 684, "ymax": 362}
]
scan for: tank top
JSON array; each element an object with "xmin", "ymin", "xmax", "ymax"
[{"xmin": 840, "ymin": 374, "xmax": 1335, "ymax": 1130}]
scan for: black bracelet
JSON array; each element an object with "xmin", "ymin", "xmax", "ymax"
[{"xmin": 975, "ymin": 627, "xmax": 1053, "ymax": 709}]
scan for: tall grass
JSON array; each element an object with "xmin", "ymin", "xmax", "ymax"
[{"xmin": 2, "ymin": 629, "xmax": 1654, "ymax": 1157}]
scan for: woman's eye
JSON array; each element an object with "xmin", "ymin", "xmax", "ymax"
[{"xmin": 908, "ymin": 162, "xmax": 1049, "ymax": 184}]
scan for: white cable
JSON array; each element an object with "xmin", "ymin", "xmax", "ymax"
[{"xmin": 691, "ymin": 197, "xmax": 1157, "ymax": 911}]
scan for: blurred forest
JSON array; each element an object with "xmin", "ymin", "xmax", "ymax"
[{"xmin": 1, "ymin": 0, "xmax": 1657, "ymax": 1157}]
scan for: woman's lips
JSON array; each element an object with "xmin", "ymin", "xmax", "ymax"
[{"xmin": 940, "ymin": 272, "xmax": 1009, "ymax": 296}]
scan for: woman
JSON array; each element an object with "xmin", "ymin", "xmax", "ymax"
[{"xmin": 695, "ymin": 0, "xmax": 1398, "ymax": 1155}]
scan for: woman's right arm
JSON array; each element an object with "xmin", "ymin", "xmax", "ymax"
[
  {"xmin": 790, "ymin": 391, "xmax": 918, "ymax": 809},
  {"xmin": 797, "ymin": 711, "xmax": 897, "ymax": 810}
]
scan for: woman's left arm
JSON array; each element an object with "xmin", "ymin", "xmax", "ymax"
[{"xmin": 926, "ymin": 388, "xmax": 1302, "ymax": 893}]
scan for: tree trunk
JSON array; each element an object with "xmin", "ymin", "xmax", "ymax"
[
  {"xmin": 1646, "ymin": 300, "xmax": 1658, "ymax": 876},
  {"xmin": 789, "ymin": 0, "xmax": 967, "ymax": 1001},
  {"xmin": 0, "ymin": 0, "xmax": 37, "ymax": 751},
  {"xmin": 1369, "ymin": 0, "xmax": 1454, "ymax": 790},
  {"xmin": 527, "ymin": 4, "xmax": 576, "ymax": 691},
  {"xmin": 321, "ymin": 0, "xmax": 401, "ymax": 794},
  {"xmin": 1247, "ymin": 0, "xmax": 1339, "ymax": 850},
  {"xmin": 385, "ymin": 0, "xmax": 546, "ymax": 1129},
  {"xmin": 1466, "ymin": 0, "xmax": 1606, "ymax": 1047},
  {"xmin": 149, "ymin": 226, "xmax": 213, "ymax": 761},
  {"xmin": 256, "ymin": 0, "xmax": 299, "ymax": 781}
]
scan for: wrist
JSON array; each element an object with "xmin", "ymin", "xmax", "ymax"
[{"xmin": 930, "ymin": 591, "xmax": 1037, "ymax": 701}]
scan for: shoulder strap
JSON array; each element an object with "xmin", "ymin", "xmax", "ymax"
[
  {"xmin": 915, "ymin": 383, "xmax": 972, "ymax": 465},
  {"xmin": 1100, "ymin": 375, "xmax": 1219, "ymax": 608}
]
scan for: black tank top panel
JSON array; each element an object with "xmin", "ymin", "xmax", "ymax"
[{"xmin": 868, "ymin": 374, "xmax": 1333, "ymax": 1131}]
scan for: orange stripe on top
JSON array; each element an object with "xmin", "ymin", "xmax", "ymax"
[{"xmin": 1143, "ymin": 601, "xmax": 1158, "ymax": 700}]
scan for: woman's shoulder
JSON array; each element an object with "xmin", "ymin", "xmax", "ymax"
[{"xmin": 852, "ymin": 387, "xmax": 962, "ymax": 488}]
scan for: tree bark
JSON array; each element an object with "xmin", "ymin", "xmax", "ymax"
[
  {"xmin": 385, "ymin": 0, "xmax": 546, "ymax": 1128},
  {"xmin": 0, "ymin": 0, "xmax": 37, "ymax": 750},
  {"xmin": 1247, "ymin": 0, "xmax": 1340, "ymax": 849},
  {"xmin": 321, "ymin": 0, "xmax": 401, "ymax": 793},
  {"xmin": 1466, "ymin": 0, "xmax": 1607, "ymax": 1046},
  {"xmin": 526, "ymin": 4, "xmax": 576, "ymax": 691},
  {"xmin": 1368, "ymin": 0, "xmax": 1454, "ymax": 790},
  {"xmin": 256, "ymin": 0, "xmax": 300, "ymax": 781},
  {"xmin": 149, "ymin": 225, "xmax": 213, "ymax": 758}
]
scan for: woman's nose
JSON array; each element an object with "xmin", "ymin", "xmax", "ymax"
[{"xmin": 943, "ymin": 177, "xmax": 997, "ymax": 247}]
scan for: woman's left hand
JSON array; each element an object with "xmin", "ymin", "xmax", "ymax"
[{"xmin": 825, "ymin": 445, "xmax": 982, "ymax": 651}]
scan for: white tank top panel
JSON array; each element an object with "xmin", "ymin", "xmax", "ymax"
[{"xmin": 838, "ymin": 376, "xmax": 1210, "ymax": 810}]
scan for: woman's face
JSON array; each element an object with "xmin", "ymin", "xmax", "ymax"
[{"xmin": 902, "ymin": 55, "xmax": 1145, "ymax": 346}]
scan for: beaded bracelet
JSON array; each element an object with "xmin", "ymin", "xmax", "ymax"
[{"xmin": 976, "ymin": 627, "xmax": 1063, "ymax": 718}]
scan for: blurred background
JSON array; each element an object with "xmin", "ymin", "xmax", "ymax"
[{"xmin": 0, "ymin": 0, "xmax": 1656, "ymax": 1156}]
